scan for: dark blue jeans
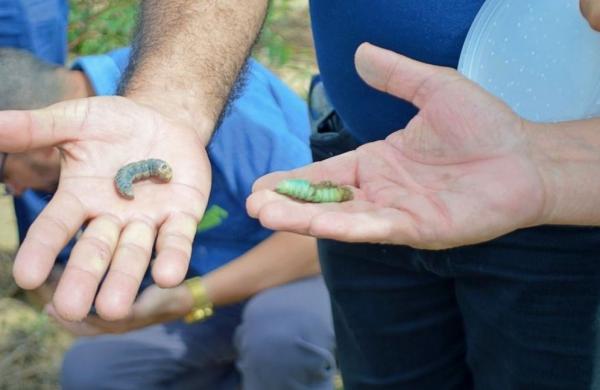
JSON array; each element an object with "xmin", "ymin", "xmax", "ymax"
[{"xmin": 319, "ymin": 226, "xmax": 600, "ymax": 390}]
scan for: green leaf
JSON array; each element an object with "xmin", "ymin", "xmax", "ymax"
[{"xmin": 197, "ymin": 205, "xmax": 229, "ymax": 232}]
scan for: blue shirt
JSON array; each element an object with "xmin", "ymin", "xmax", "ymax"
[
  {"xmin": 16, "ymin": 48, "xmax": 312, "ymax": 276},
  {"xmin": 0, "ymin": 0, "xmax": 68, "ymax": 64},
  {"xmin": 309, "ymin": 0, "xmax": 485, "ymax": 143}
]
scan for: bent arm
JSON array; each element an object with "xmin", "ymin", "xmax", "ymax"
[
  {"xmin": 121, "ymin": 0, "xmax": 270, "ymax": 144},
  {"xmin": 201, "ymin": 232, "xmax": 320, "ymax": 307}
]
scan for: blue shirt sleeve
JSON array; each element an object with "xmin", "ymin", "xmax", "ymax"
[
  {"xmin": 0, "ymin": 0, "xmax": 68, "ymax": 65},
  {"xmin": 71, "ymin": 47, "xmax": 132, "ymax": 96},
  {"xmin": 208, "ymin": 59, "xmax": 312, "ymax": 202}
]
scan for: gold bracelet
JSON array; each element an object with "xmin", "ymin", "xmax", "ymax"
[{"xmin": 183, "ymin": 277, "xmax": 214, "ymax": 323}]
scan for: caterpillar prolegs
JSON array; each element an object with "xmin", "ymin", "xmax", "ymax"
[{"xmin": 275, "ymin": 179, "xmax": 353, "ymax": 203}]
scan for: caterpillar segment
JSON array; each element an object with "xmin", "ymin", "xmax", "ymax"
[
  {"xmin": 275, "ymin": 179, "xmax": 353, "ymax": 203},
  {"xmin": 114, "ymin": 159, "xmax": 173, "ymax": 199}
]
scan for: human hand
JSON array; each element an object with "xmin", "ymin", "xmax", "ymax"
[
  {"xmin": 247, "ymin": 43, "xmax": 547, "ymax": 249},
  {"xmin": 2, "ymin": 147, "xmax": 60, "ymax": 195},
  {"xmin": 45, "ymin": 283, "xmax": 194, "ymax": 336},
  {"xmin": 581, "ymin": 0, "xmax": 600, "ymax": 30},
  {"xmin": 1, "ymin": 96, "xmax": 210, "ymax": 321}
]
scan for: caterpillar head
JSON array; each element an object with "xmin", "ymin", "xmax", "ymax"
[{"xmin": 157, "ymin": 162, "xmax": 173, "ymax": 181}]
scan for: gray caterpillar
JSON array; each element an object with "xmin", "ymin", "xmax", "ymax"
[
  {"xmin": 275, "ymin": 179, "xmax": 353, "ymax": 203},
  {"xmin": 114, "ymin": 159, "xmax": 173, "ymax": 199}
]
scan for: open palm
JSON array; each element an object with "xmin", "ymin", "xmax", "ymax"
[
  {"xmin": 247, "ymin": 43, "xmax": 546, "ymax": 248},
  {"xmin": 1, "ymin": 96, "xmax": 210, "ymax": 320}
]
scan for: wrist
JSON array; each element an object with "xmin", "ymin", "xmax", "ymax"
[
  {"xmin": 521, "ymin": 120, "xmax": 557, "ymax": 226},
  {"xmin": 126, "ymin": 93, "xmax": 215, "ymax": 146},
  {"xmin": 522, "ymin": 118, "xmax": 600, "ymax": 226},
  {"xmin": 183, "ymin": 276, "xmax": 214, "ymax": 323}
]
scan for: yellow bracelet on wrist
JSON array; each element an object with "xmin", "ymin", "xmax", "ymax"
[{"xmin": 183, "ymin": 277, "xmax": 214, "ymax": 323}]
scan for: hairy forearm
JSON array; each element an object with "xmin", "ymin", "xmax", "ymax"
[
  {"xmin": 527, "ymin": 118, "xmax": 600, "ymax": 226},
  {"xmin": 201, "ymin": 232, "xmax": 320, "ymax": 306},
  {"xmin": 120, "ymin": 0, "xmax": 269, "ymax": 144}
]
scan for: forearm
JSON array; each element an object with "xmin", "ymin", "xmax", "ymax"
[
  {"xmin": 201, "ymin": 232, "xmax": 320, "ymax": 306},
  {"xmin": 527, "ymin": 118, "xmax": 600, "ymax": 226},
  {"xmin": 121, "ymin": 0, "xmax": 269, "ymax": 144}
]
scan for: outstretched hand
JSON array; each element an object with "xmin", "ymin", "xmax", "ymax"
[
  {"xmin": 2, "ymin": 96, "xmax": 210, "ymax": 321},
  {"xmin": 247, "ymin": 43, "xmax": 547, "ymax": 249}
]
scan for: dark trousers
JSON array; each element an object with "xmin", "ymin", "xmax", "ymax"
[{"xmin": 319, "ymin": 229, "xmax": 600, "ymax": 390}]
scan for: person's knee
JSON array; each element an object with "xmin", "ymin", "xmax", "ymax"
[
  {"xmin": 236, "ymin": 305, "xmax": 336, "ymax": 386},
  {"xmin": 61, "ymin": 341, "xmax": 108, "ymax": 390}
]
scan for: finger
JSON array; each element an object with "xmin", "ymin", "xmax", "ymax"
[
  {"xmin": 95, "ymin": 219, "xmax": 156, "ymax": 320},
  {"xmin": 0, "ymin": 99, "xmax": 89, "ymax": 152},
  {"xmin": 251, "ymin": 151, "xmax": 359, "ymax": 192},
  {"xmin": 248, "ymin": 191, "xmax": 419, "ymax": 245},
  {"xmin": 152, "ymin": 212, "xmax": 198, "ymax": 287},
  {"xmin": 354, "ymin": 42, "xmax": 460, "ymax": 108},
  {"xmin": 13, "ymin": 190, "xmax": 86, "ymax": 290},
  {"xmin": 580, "ymin": 0, "xmax": 600, "ymax": 30},
  {"xmin": 308, "ymin": 208, "xmax": 420, "ymax": 245},
  {"xmin": 249, "ymin": 189, "xmax": 359, "ymax": 233},
  {"xmin": 45, "ymin": 303, "xmax": 102, "ymax": 337},
  {"xmin": 85, "ymin": 312, "xmax": 132, "ymax": 330},
  {"xmin": 52, "ymin": 214, "xmax": 122, "ymax": 321}
]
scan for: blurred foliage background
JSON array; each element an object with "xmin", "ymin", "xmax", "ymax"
[
  {"xmin": 68, "ymin": 0, "xmax": 316, "ymax": 96},
  {"xmin": 0, "ymin": 1, "xmax": 333, "ymax": 389}
]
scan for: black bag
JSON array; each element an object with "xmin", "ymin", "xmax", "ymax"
[{"xmin": 308, "ymin": 75, "xmax": 359, "ymax": 162}]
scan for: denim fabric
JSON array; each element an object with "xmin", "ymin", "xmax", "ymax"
[{"xmin": 318, "ymin": 237, "xmax": 600, "ymax": 390}]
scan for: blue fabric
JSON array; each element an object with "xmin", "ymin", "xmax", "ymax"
[
  {"xmin": 61, "ymin": 276, "xmax": 335, "ymax": 390},
  {"xmin": 319, "ymin": 239, "xmax": 600, "ymax": 390},
  {"xmin": 71, "ymin": 47, "xmax": 131, "ymax": 95},
  {"xmin": 14, "ymin": 48, "xmax": 312, "ymax": 276},
  {"xmin": 309, "ymin": 0, "xmax": 485, "ymax": 143},
  {"xmin": 1, "ymin": 0, "xmax": 70, "ymax": 261},
  {"xmin": 0, "ymin": 0, "xmax": 68, "ymax": 64}
]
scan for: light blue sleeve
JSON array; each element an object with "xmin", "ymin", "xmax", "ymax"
[
  {"xmin": 208, "ymin": 60, "xmax": 312, "ymax": 202},
  {"xmin": 71, "ymin": 47, "xmax": 132, "ymax": 96}
]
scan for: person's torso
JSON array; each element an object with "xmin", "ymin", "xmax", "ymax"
[{"xmin": 309, "ymin": 0, "xmax": 485, "ymax": 143}]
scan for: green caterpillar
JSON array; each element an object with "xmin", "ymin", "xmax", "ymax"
[
  {"xmin": 275, "ymin": 179, "xmax": 353, "ymax": 203},
  {"xmin": 114, "ymin": 159, "xmax": 173, "ymax": 199}
]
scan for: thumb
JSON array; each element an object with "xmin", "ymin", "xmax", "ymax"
[
  {"xmin": 354, "ymin": 42, "xmax": 460, "ymax": 109},
  {"xmin": 0, "ymin": 99, "xmax": 88, "ymax": 152},
  {"xmin": 580, "ymin": 0, "xmax": 600, "ymax": 31}
]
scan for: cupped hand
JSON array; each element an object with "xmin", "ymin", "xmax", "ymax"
[
  {"xmin": 45, "ymin": 282, "xmax": 193, "ymax": 336},
  {"xmin": 247, "ymin": 43, "xmax": 547, "ymax": 249},
  {"xmin": 1, "ymin": 96, "xmax": 210, "ymax": 321}
]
